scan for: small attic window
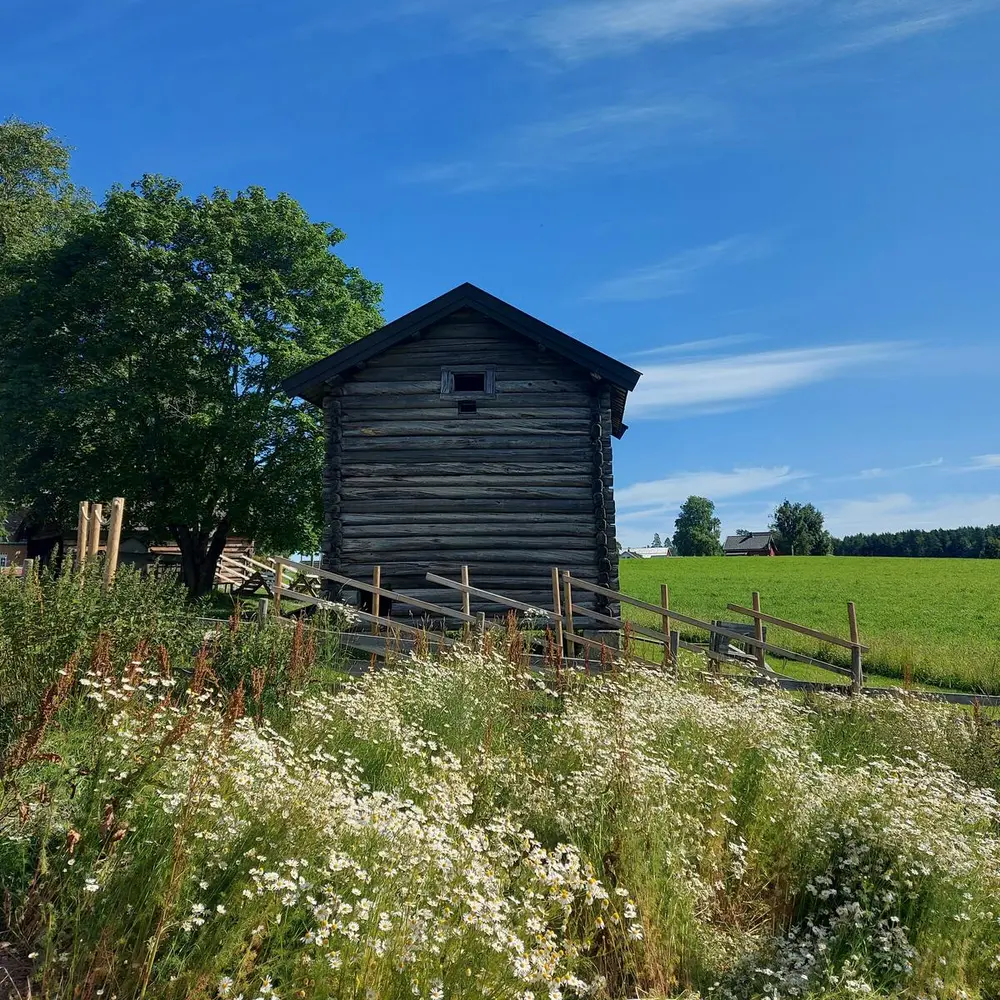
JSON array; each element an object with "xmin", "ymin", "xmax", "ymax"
[
  {"xmin": 441, "ymin": 365, "xmax": 496, "ymax": 398},
  {"xmin": 453, "ymin": 372, "xmax": 485, "ymax": 393}
]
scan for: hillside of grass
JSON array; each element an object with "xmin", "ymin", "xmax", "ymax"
[
  {"xmin": 2, "ymin": 568, "xmax": 1000, "ymax": 999},
  {"xmin": 619, "ymin": 556, "xmax": 1000, "ymax": 694}
]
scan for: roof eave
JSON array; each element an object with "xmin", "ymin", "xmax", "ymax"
[{"xmin": 281, "ymin": 282, "xmax": 642, "ymax": 405}]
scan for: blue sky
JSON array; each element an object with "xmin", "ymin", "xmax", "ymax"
[{"xmin": 6, "ymin": 0, "xmax": 1000, "ymax": 546}]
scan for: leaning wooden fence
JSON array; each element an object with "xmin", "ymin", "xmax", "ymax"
[{"xmin": 226, "ymin": 554, "xmax": 1000, "ymax": 709}]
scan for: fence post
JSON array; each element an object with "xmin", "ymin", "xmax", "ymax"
[
  {"xmin": 371, "ymin": 565, "xmax": 381, "ymax": 635},
  {"xmin": 103, "ymin": 497, "xmax": 125, "ymax": 589},
  {"xmin": 257, "ymin": 598, "xmax": 270, "ymax": 624},
  {"xmin": 669, "ymin": 630, "xmax": 680, "ymax": 667},
  {"xmin": 87, "ymin": 503, "xmax": 103, "ymax": 559},
  {"xmin": 273, "ymin": 559, "xmax": 282, "ymax": 615},
  {"xmin": 562, "ymin": 571, "xmax": 576, "ymax": 659},
  {"xmin": 660, "ymin": 584, "xmax": 671, "ymax": 667},
  {"xmin": 76, "ymin": 501, "xmax": 90, "ymax": 569},
  {"xmin": 461, "ymin": 565, "xmax": 471, "ymax": 640},
  {"xmin": 550, "ymin": 566, "xmax": 564, "ymax": 654},
  {"xmin": 848, "ymin": 601, "xmax": 863, "ymax": 694},
  {"xmin": 752, "ymin": 591, "xmax": 766, "ymax": 673},
  {"xmin": 477, "ymin": 612, "xmax": 486, "ymax": 654}
]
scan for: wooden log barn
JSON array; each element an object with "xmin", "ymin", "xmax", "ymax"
[{"xmin": 282, "ymin": 283, "xmax": 641, "ymax": 617}]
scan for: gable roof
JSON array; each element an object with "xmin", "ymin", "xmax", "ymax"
[
  {"xmin": 723, "ymin": 531, "xmax": 776, "ymax": 553},
  {"xmin": 282, "ymin": 282, "xmax": 642, "ymax": 438}
]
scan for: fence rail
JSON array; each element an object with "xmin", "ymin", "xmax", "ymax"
[{"xmin": 228, "ymin": 556, "xmax": 1000, "ymax": 710}]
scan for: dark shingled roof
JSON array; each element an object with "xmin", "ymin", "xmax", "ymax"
[
  {"xmin": 723, "ymin": 531, "xmax": 776, "ymax": 554},
  {"xmin": 282, "ymin": 282, "xmax": 642, "ymax": 438}
]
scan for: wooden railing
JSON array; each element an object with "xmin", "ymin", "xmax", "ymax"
[{"xmin": 225, "ymin": 557, "xmax": 999, "ymax": 708}]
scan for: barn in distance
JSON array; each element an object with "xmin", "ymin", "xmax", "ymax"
[{"xmin": 282, "ymin": 283, "xmax": 641, "ymax": 617}]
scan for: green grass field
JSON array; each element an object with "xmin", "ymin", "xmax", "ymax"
[{"xmin": 619, "ymin": 556, "xmax": 1000, "ymax": 694}]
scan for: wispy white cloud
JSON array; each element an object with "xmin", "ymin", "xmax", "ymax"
[
  {"xmin": 629, "ymin": 334, "xmax": 761, "ymax": 358},
  {"xmin": 617, "ymin": 465, "xmax": 807, "ymax": 519},
  {"xmin": 837, "ymin": 457, "xmax": 945, "ymax": 480},
  {"xmin": 963, "ymin": 454, "xmax": 1000, "ymax": 472},
  {"xmin": 823, "ymin": 492, "xmax": 1000, "ymax": 535},
  {"xmin": 628, "ymin": 341, "xmax": 912, "ymax": 418},
  {"xmin": 525, "ymin": 0, "xmax": 788, "ymax": 60},
  {"xmin": 828, "ymin": 0, "xmax": 996, "ymax": 53},
  {"xmin": 589, "ymin": 236, "xmax": 769, "ymax": 302},
  {"xmin": 411, "ymin": 98, "xmax": 720, "ymax": 190},
  {"xmin": 519, "ymin": 0, "xmax": 996, "ymax": 61}
]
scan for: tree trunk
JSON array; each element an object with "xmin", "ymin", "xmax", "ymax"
[{"xmin": 172, "ymin": 519, "xmax": 230, "ymax": 599}]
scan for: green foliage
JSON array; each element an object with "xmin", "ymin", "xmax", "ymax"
[
  {"xmin": 837, "ymin": 523, "xmax": 1000, "ymax": 558},
  {"xmin": 771, "ymin": 499, "xmax": 833, "ymax": 555},
  {"xmin": 672, "ymin": 495, "xmax": 722, "ymax": 556},
  {"xmin": 651, "ymin": 532, "xmax": 662, "ymax": 547},
  {"xmin": 0, "ymin": 117, "xmax": 92, "ymax": 291},
  {"xmin": 619, "ymin": 555, "xmax": 1000, "ymax": 694},
  {"xmin": 0, "ymin": 174, "xmax": 382, "ymax": 595}
]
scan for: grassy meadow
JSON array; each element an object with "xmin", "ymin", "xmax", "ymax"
[
  {"xmin": 619, "ymin": 556, "xmax": 1000, "ymax": 695},
  {"xmin": 2, "ymin": 568, "xmax": 1000, "ymax": 999}
]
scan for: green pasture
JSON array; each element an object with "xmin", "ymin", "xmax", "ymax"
[{"xmin": 619, "ymin": 556, "xmax": 1000, "ymax": 694}]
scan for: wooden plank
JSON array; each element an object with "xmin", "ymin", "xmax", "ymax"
[
  {"xmin": 275, "ymin": 557, "xmax": 476, "ymax": 625},
  {"xmin": 562, "ymin": 572, "xmax": 576, "ymax": 657},
  {"xmin": 343, "ymin": 553, "xmax": 599, "ymax": 572},
  {"xmin": 551, "ymin": 566, "xmax": 564, "ymax": 653},
  {"xmin": 571, "ymin": 602, "xmax": 671, "ymax": 647},
  {"xmin": 341, "ymin": 473, "xmax": 592, "ymax": 488},
  {"xmin": 562, "ymin": 628, "xmax": 663, "ymax": 669},
  {"xmin": 88, "ymin": 503, "xmax": 102, "ymax": 557},
  {"xmin": 341, "ymin": 379, "xmax": 591, "ymax": 396},
  {"xmin": 341, "ymin": 486, "xmax": 594, "ymax": 502},
  {"xmin": 426, "ymin": 571, "xmax": 560, "ymax": 618},
  {"xmin": 76, "ymin": 501, "xmax": 89, "ymax": 569},
  {"xmin": 270, "ymin": 591, "xmax": 454, "ymax": 642},
  {"xmin": 339, "ymin": 499, "xmax": 594, "ymax": 515},
  {"xmin": 333, "ymin": 449, "xmax": 593, "ymax": 466},
  {"xmin": 341, "ymin": 461, "xmax": 590, "ymax": 478},
  {"xmin": 750, "ymin": 592, "xmax": 765, "ymax": 672},
  {"xmin": 568, "ymin": 576, "xmax": 854, "ymax": 674},
  {"xmin": 341, "ymin": 524, "xmax": 595, "ymax": 540},
  {"xmin": 726, "ymin": 603, "xmax": 868, "ymax": 651},
  {"xmin": 103, "ymin": 497, "xmax": 125, "ymax": 588},
  {"xmin": 353, "ymin": 365, "xmax": 592, "ymax": 383},
  {"xmin": 343, "ymin": 422, "xmax": 586, "ymax": 439},
  {"xmin": 342, "ymin": 406, "xmax": 591, "ymax": 422},
  {"xmin": 848, "ymin": 601, "xmax": 863, "ymax": 694},
  {"xmin": 345, "ymin": 392, "xmax": 595, "ymax": 410},
  {"xmin": 460, "ymin": 564, "xmax": 471, "ymax": 637},
  {"xmin": 341, "ymin": 435, "xmax": 590, "ymax": 452},
  {"xmin": 729, "ymin": 674, "xmax": 1000, "ymax": 707},
  {"xmin": 660, "ymin": 584, "xmax": 671, "ymax": 667},
  {"xmin": 341, "ymin": 511, "xmax": 591, "ymax": 526}
]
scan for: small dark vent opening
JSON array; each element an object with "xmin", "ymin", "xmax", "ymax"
[
  {"xmin": 458, "ymin": 400, "xmax": 477, "ymax": 414},
  {"xmin": 453, "ymin": 372, "xmax": 486, "ymax": 393}
]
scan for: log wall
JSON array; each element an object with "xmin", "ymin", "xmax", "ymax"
[{"xmin": 321, "ymin": 310, "xmax": 621, "ymax": 615}]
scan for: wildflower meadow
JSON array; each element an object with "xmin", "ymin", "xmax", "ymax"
[{"xmin": 1, "ymin": 568, "xmax": 999, "ymax": 1000}]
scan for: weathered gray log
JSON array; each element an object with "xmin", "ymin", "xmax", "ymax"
[{"xmin": 339, "ymin": 499, "xmax": 595, "ymax": 514}]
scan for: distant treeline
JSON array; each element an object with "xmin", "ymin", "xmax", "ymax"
[{"xmin": 834, "ymin": 526, "xmax": 1000, "ymax": 559}]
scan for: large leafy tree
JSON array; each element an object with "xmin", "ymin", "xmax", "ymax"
[
  {"xmin": 771, "ymin": 500, "xmax": 832, "ymax": 555},
  {"xmin": 672, "ymin": 496, "xmax": 722, "ymax": 556},
  {"xmin": 0, "ymin": 175, "xmax": 382, "ymax": 596},
  {"xmin": 0, "ymin": 117, "xmax": 91, "ymax": 290}
]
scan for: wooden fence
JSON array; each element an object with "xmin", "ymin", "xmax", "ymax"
[{"xmin": 226, "ymin": 554, "xmax": 1000, "ymax": 709}]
